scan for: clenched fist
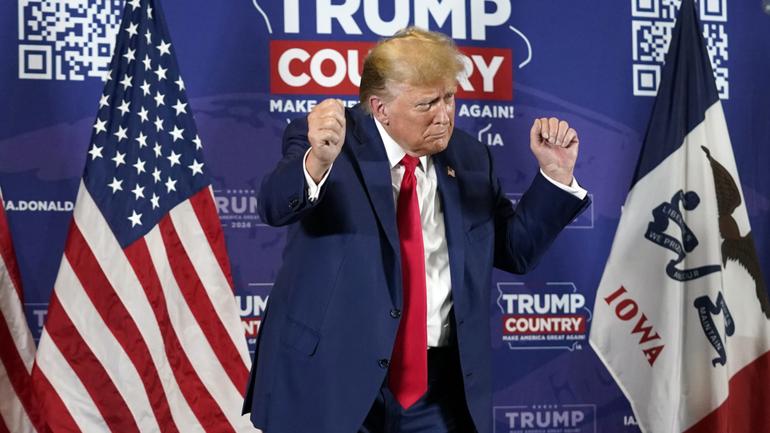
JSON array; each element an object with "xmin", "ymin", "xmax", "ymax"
[
  {"xmin": 529, "ymin": 117, "xmax": 579, "ymax": 186},
  {"xmin": 306, "ymin": 99, "xmax": 346, "ymax": 182}
]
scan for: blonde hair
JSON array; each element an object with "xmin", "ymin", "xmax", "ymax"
[{"xmin": 359, "ymin": 27, "xmax": 464, "ymax": 112}]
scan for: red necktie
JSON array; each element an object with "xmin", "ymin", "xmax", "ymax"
[{"xmin": 388, "ymin": 155, "xmax": 428, "ymax": 409}]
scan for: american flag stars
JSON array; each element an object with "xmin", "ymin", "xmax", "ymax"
[
  {"xmin": 84, "ymin": 0, "xmax": 209, "ymax": 244},
  {"xmin": 128, "ymin": 209, "xmax": 142, "ymax": 227},
  {"xmin": 114, "ymin": 125, "xmax": 128, "ymax": 141},
  {"xmin": 154, "ymin": 64, "xmax": 168, "ymax": 81},
  {"xmin": 140, "ymin": 80, "xmax": 151, "ymax": 95},
  {"xmin": 89, "ymin": 144, "xmax": 103, "ymax": 160},
  {"xmin": 165, "ymin": 177, "xmax": 177, "ymax": 193},
  {"xmin": 93, "ymin": 118, "xmax": 107, "ymax": 133},
  {"xmin": 172, "ymin": 99, "xmax": 187, "ymax": 115},
  {"xmin": 131, "ymin": 184, "xmax": 145, "ymax": 199},
  {"xmin": 137, "ymin": 106, "xmax": 149, "ymax": 122},
  {"xmin": 169, "ymin": 125, "xmax": 184, "ymax": 142},
  {"xmin": 167, "ymin": 150, "xmax": 181, "ymax": 166},
  {"xmin": 157, "ymin": 40, "xmax": 171, "ymax": 56},
  {"xmin": 188, "ymin": 159, "xmax": 204, "ymax": 176},
  {"xmin": 117, "ymin": 99, "xmax": 130, "ymax": 115},
  {"xmin": 125, "ymin": 22, "xmax": 138, "ymax": 38},
  {"xmin": 136, "ymin": 131, "xmax": 148, "ymax": 147},
  {"xmin": 154, "ymin": 90, "xmax": 165, "ymax": 106},
  {"xmin": 112, "ymin": 151, "xmax": 126, "ymax": 167},
  {"xmin": 108, "ymin": 177, "xmax": 123, "ymax": 193},
  {"xmin": 120, "ymin": 73, "xmax": 132, "ymax": 90},
  {"xmin": 123, "ymin": 47, "xmax": 136, "ymax": 63},
  {"xmin": 133, "ymin": 157, "xmax": 146, "ymax": 174}
]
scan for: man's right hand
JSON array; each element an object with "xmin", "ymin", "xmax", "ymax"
[{"xmin": 306, "ymin": 99, "xmax": 346, "ymax": 183}]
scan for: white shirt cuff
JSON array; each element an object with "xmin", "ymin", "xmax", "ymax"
[
  {"xmin": 540, "ymin": 169, "xmax": 588, "ymax": 200},
  {"xmin": 303, "ymin": 148, "xmax": 332, "ymax": 202}
]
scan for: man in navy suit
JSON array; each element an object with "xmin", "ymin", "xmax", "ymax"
[{"xmin": 244, "ymin": 27, "xmax": 590, "ymax": 433}]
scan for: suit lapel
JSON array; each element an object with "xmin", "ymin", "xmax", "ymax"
[
  {"xmin": 433, "ymin": 144, "xmax": 466, "ymax": 313},
  {"xmin": 348, "ymin": 108, "xmax": 399, "ymax": 254},
  {"xmin": 347, "ymin": 107, "xmax": 467, "ymax": 309}
]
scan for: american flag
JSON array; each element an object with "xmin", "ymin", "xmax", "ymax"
[
  {"xmin": 31, "ymin": 0, "xmax": 255, "ymax": 431},
  {"xmin": 0, "ymin": 189, "xmax": 44, "ymax": 432}
]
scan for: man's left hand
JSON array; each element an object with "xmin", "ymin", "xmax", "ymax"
[{"xmin": 529, "ymin": 117, "xmax": 579, "ymax": 186}]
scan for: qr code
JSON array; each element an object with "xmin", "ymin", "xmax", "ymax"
[
  {"xmin": 631, "ymin": 0, "xmax": 729, "ymax": 99},
  {"xmin": 18, "ymin": 0, "xmax": 124, "ymax": 81}
]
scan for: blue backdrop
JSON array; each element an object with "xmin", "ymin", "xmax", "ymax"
[{"xmin": 2, "ymin": 1, "xmax": 769, "ymax": 432}]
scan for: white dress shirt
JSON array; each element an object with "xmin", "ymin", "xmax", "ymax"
[{"xmin": 303, "ymin": 120, "xmax": 587, "ymax": 346}]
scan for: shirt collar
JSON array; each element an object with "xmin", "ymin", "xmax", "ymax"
[{"xmin": 373, "ymin": 118, "xmax": 428, "ymax": 171}]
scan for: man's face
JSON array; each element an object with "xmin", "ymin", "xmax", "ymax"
[{"xmin": 378, "ymin": 81, "xmax": 456, "ymax": 156}]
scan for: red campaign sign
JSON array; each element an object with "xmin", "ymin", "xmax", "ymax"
[{"xmin": 270, "ymin": 40, "xmax": 513, "ymax": 100}]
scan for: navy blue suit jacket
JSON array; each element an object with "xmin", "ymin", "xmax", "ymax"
[{"xmin": 243, "ymin": 105, "xmax": 590, "ymax": 433}]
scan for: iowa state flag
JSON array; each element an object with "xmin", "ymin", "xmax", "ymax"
[{"xmin": 589, "ymin": 0, "xmax": 770, "ymax": 431}]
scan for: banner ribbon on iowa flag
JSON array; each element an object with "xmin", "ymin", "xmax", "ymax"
[{"xmin": 590, "ymin": 0, "xmax": 770, "ymax": 432}]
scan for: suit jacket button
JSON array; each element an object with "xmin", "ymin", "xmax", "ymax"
[
  {"xmin": 389, "ymin": 309, "xmax": 401, "ymax": 319},
  {"xmin": 378, "ymin": 359, "xmax": 390, "ymax": 369}
]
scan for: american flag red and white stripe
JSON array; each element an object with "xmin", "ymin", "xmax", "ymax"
[
  {"xmin": 31, "ymin": 0, "xmax": 255, "ymax": 431},
  {"xmin": 0, "ymin": 189, "xmax": 44, "ymax": 433}
]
